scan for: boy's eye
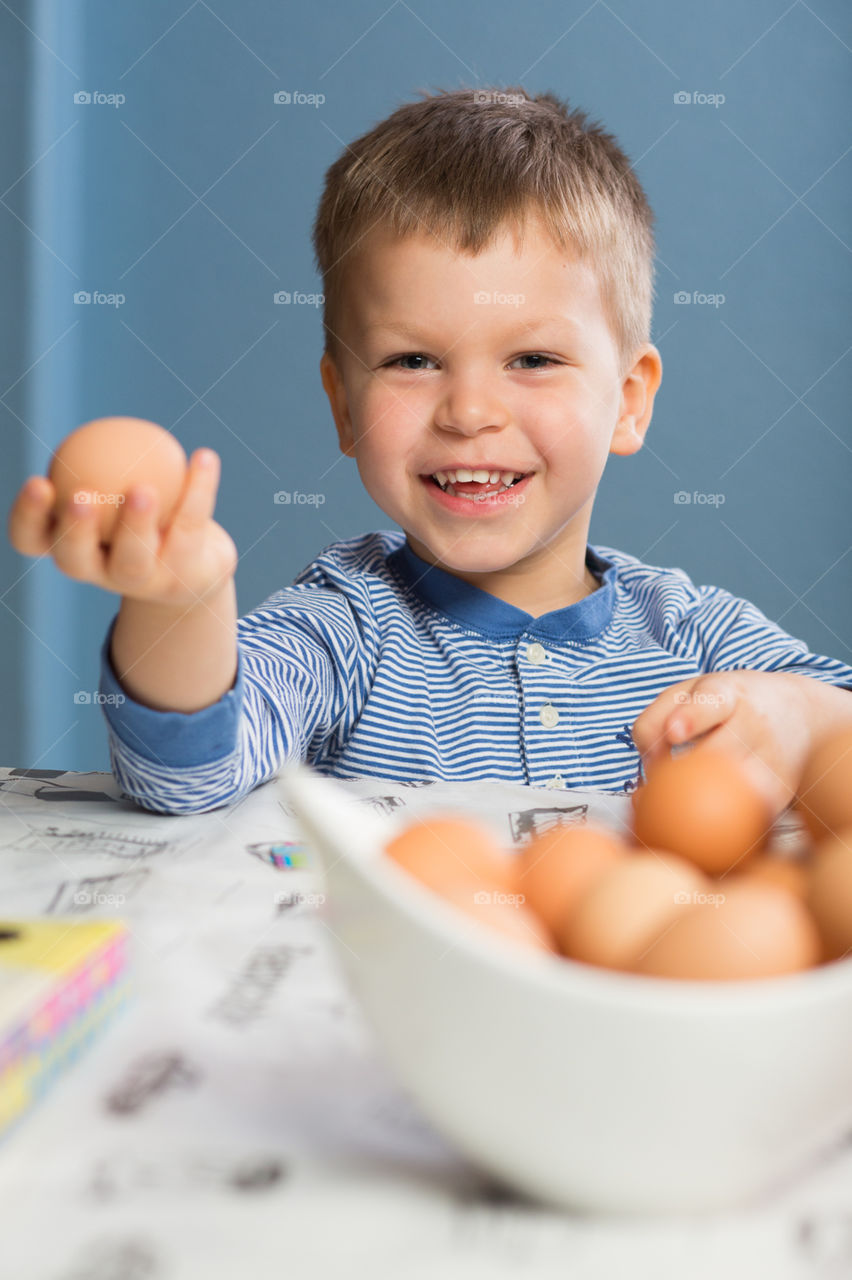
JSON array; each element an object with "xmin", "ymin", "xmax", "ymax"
[
  {"xmin": 384, "ymin": 353, "xmax": 559, "ymax": 371},
  {"xmin": 511, "ymin": 354, "xmax": 558, "ymax": 370},
  {"xmin": 387, "ymin": 353, "xmax": 435, "ymax": 371}
]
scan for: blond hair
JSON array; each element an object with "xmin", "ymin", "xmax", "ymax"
[{"xmin": 311, "ymin": 86, "xmax": 656, "ymax": 374}]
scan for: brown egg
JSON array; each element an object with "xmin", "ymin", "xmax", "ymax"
[
  {"xmin": 631, "ymin": 748, "xmax": 771, "ymax": 875},
  {"xmin": 634, "ymin": 881, "xmax": 821, "ymax": 981},
  {"xmin": 516, "ymin": 823, "xmax": 629, "ymax": 936},
  {"xmin": 731, "ymin": 852, "xmax": 809, "ymax": 900},
  {"xmin": 795, "ymin": 727, "xmax": 852, "ymax": 842},
  {"xmin": 806, "ymin": 825, "xmax": 852, "ymax": 961},
  {"xmin": 439, "ymin": 881, "xmax": 557, "ymax": 952},
  {"xmin": 560, "ymin": 852, "xmax": 708, "ymax": 971},
  {"xmin": 48, "ymin": 416, "xmax": 187, "ymax": 544},
  {"xmin": 384, "ymin": 815, "xmax": 517, "ymax": 898}
]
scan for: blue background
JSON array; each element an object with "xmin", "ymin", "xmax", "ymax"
[{"xmin": 1, "ymin": 0, "xmax": 850, "ymax": 770}]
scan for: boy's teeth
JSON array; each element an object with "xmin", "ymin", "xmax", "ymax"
[{"xmin": 432, "ymin": 468, "xmax": 525, "ymax": 488}]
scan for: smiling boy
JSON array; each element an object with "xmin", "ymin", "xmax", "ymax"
[
  {"xmin": 9, "ymin": 86, "xmax": 852, "ymax": 815},
  {"xmin": 319, "ymin": 215, "xmax": 657, "ymax": 618}
]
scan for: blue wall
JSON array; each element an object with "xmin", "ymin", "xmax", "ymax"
[
  {"xmin": 2, "ymin": 0, "xmax": 851, "ymax": 770},
  {"xmin": 0, "ymin": 4, "xmax": 30, "ymax": 767}
]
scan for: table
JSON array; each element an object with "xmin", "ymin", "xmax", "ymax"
[{"xmin": 0, "ymin": 765, "xmax": 850, "ymax": 1279}]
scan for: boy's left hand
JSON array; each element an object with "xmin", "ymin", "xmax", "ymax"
[{"xmin": 631, "ymin": 670, "xmax": 852, "ymax": 819}]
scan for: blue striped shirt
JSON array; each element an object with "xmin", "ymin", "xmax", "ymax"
[{"xmin": 98, "ymin": 530, "xmax": 852, "ymax": 814}]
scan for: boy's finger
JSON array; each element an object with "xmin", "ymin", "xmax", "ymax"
[
  {"xmin": 165, "ymin": 449, "xmax": 221, "ymax": 541},
  {"xmin": 7, "ymin": 476, "xmax": 57, "ymax": 557},
  {"xmin": 664, "ymin": 677, "xmax": 736, "ymax": 747},
  {"xmin": 631, "ymin": 678, "xmax": 700, "ymax": 761},
  {"xmin": 49, "ymin": 493, "xmax": 109, "ymax": 583},
  {"xmin": 105, "ymin": 485, "xmax": 161, "ymax": 586}
]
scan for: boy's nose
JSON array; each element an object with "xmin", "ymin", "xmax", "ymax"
[{"xmin": 433, "ymin": 376, "xmax": 511, "ymax": 434}]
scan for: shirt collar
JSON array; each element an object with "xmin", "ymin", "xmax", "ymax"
[{"xmin": 386, "ymin": 537, "xmax": 617, "ymax": 641}]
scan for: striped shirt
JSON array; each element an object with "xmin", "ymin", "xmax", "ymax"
[{"xmin": 98, "ymin": 530, "xmax": 852, "ymax": 814}]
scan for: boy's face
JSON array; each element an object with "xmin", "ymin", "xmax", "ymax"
[{"xmin": 320, "ymin": 212, "xmax": 662, "ymax": 611}]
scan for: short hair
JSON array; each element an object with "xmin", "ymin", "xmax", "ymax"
[{"xmin": 311, "ymin": 86, "xmax": 656, "ymax": 374}]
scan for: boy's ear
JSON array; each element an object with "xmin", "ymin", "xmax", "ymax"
[
  {"xmin": 320, "ymin": 351, "xmax": 356, "ymax": 457},
  {"xmin": 610, "ymin": 344, "xmax": 663, "ymax": 457}
]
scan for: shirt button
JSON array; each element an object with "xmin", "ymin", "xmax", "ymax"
[
  {"xmin": 539, "ymin": 702, "xmax": 560, "ymax": 728},
  {"xmin": 526, "ymin": 642, "xmax": 547, "ymax": 665},
  {"xmin": 547, "ymin": 774, "xmax": 566, "ymax": 790}
]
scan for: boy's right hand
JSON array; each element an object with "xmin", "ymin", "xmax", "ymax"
[{"xmin": 7, "ymin": 447, "xmax": 238, "ymax": 608}]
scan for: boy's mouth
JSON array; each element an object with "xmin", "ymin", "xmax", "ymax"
[
  {"xmin": 419, "ymin": 469, "xmax": 534, "ymax": 511},
  {"xmin": 423, "ymin": 467, "xmax": 531, "ymax": 499}
]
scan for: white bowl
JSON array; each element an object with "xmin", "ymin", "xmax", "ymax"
[{"xmin": 280, "ymin": 762, "xmax": 852, "ymax": 1215}]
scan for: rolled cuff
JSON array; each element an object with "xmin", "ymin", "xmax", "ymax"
[{"xmin": 98, "ymin": 613, "xmax": 244, "ymax": 768}]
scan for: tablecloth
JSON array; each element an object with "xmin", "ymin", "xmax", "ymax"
[{"xmin": 0, "ymin": 765, "xmax": 850, "ymax": 1280}]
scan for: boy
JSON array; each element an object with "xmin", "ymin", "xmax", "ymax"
[{"xmin": 9, "ymin": 87, "xmax": 852, "ymax": 816}]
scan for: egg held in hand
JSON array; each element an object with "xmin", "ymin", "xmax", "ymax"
[
  {"xmin": 48, "ymin": 416, "xmax": 188, "ymax": 544},
  {"xmin": 631, "ymin": 748, "xmax": 772, "ymax": 875}
]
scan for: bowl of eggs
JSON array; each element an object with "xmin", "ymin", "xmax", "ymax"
[{"xmin": 280, "ymin": 733, "xmax": 852, "ymax": 1215}]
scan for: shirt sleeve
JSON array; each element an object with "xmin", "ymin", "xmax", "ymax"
[
  {"xmin": 673, "ymin": 584, "xmax": 852, "ymax": 689},
  {"xmin": 98, "ymin": 583, "xmax": 376, "ymax": 815}
]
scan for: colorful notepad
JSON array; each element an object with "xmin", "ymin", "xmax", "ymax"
[{"xmin": 0, "ymin": 919, "xmax": 130, "ymax": 1137}]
